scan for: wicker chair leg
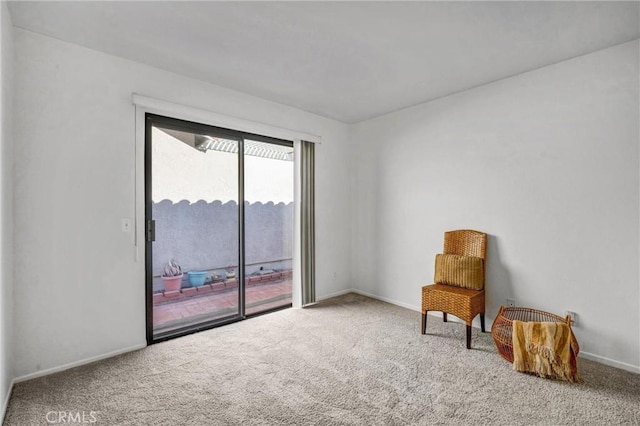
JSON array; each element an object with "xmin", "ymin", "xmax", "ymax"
[
  {"xmin": 443, "ymin": 313, "xmax": 448, "ymax": 322},
  {"xmin": 480, "ymin": 313, "xmax": 486, "ymax": 332},
  {"xmin": 466, "ymin": 325, "xmax": 472, "ymax": 349},
  {"xmin": 421, "ymin": 313, "xmax": 427, "ymax": 334}
]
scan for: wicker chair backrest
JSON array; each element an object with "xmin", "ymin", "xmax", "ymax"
[{"xmin": 443, "ymin": 230, "xmax": 487, "ymax": 260}]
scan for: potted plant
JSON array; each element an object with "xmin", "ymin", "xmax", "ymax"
[
  {"xmin": 187, "ymin": 270, "xmax": 208, "ymax": 287},
  {"xmin": 225, "ymin": 266, "xmax": 236, "ymax": 279},
  {"xmin": 161, "ymin": 260, "xmax": 183, "ymax": 292}
]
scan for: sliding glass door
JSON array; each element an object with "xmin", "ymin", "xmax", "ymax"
[{"xmin": 145, "ymin": 114, "xmax": 293, "ymax": 343}]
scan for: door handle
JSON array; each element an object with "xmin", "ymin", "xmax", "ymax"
[{"xmin": 146, "ymin": 220, "xmax": 155, "ymax": 242}]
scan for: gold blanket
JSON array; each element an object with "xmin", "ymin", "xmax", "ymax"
[{"xmin": 512, "ymin": 320, "xmax": 581, "ymax": 383}]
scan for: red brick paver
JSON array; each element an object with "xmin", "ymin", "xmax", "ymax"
[{"xmin": 153, "ymin": 278, "xmax": 292, "ymax": 334}]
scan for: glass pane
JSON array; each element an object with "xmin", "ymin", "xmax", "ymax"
[
  {"xmin": 151, "ymin": 125, "xmax": 240, "ymax": 337},
  {"xmin": 243, "ymin": 139, "xmax": 294, "ymax": 315}
]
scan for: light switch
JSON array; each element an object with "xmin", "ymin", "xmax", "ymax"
[{"xmin": 121, "ymin": 218, "xmax": 131, "ymax": 233}]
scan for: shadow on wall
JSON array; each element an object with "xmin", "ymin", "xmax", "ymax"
[
  {"xmin": 152, "ymin": 200, "xmax": 294, "ymax": 276},
  {"xmin": 485, "ymin": 234, "xmax": 513, "ymax": 320}
]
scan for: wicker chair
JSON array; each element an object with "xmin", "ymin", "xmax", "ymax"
[{"xmin": 421, "ymin": 230, "xmax": 487, "ymax": 349}]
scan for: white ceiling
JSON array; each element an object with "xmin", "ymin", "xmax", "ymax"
[{"xmin": 7, "ymin": 1, "xmax": 640, "ymax": 124}]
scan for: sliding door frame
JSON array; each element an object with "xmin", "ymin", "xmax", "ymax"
[{"xmin": 145, "ymin": 113, "xmax": 293, "ymax": 344}]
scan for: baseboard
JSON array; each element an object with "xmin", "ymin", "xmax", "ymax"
[
  {"xmin": 1, "ymin": 378, "xmax": 15, "ymax": 424},
  {"xmin": 14, "ymin": 343, "xmax": 147, "ymax": 383},
  {"xmin": 351, "ymin": 289, "xmax": 422, "ymax": 312},
  {"xmin": 578, "ymin": 351, "xmax": 640, "ymax": 374},
  {"xmin": 316, "ymin": 288, "xmax": 357, "ymax": 302}
]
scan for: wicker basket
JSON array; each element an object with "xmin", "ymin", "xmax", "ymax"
[{"xmin": 491, "ymin": 306, "xmax": 579, "ymax": 363}]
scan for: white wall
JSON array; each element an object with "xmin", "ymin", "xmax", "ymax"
[
  {"xmin": 0, "ymin": 0, "xmax": 13, "ymax": 414},
  {"xmin": 12, "ymin": 28, "xmax": 351, "ymax": 379},
  {"xmin": 351, "ymin": 40, "xmax": 639, "ymax": 371}
]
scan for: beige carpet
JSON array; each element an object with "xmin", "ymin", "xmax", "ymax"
[{"xmin": 4, "ymin": 293, "xmax": 640, "ymax": 425}]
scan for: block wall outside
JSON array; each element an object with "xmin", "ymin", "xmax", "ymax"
[{"xmin": 152, "ymin": 200, "xmax": 293, "ymax": 290}]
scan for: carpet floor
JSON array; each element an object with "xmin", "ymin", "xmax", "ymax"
[{"xmin": 4, "ymin": 293, "xmax": 639, "ymax": 425}]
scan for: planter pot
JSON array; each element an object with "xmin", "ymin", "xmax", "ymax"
[
  {"xmin": 162, "ymin": 274, "xmax": 183, "ymax": 292},
  {"xmin": 188, "ymin": 271, "xmax": 208, "ymax": 287}
]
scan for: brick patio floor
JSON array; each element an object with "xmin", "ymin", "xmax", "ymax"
[{"xmin": 153, "ymin": 278, "xmax": 292, "ymax": 334}]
